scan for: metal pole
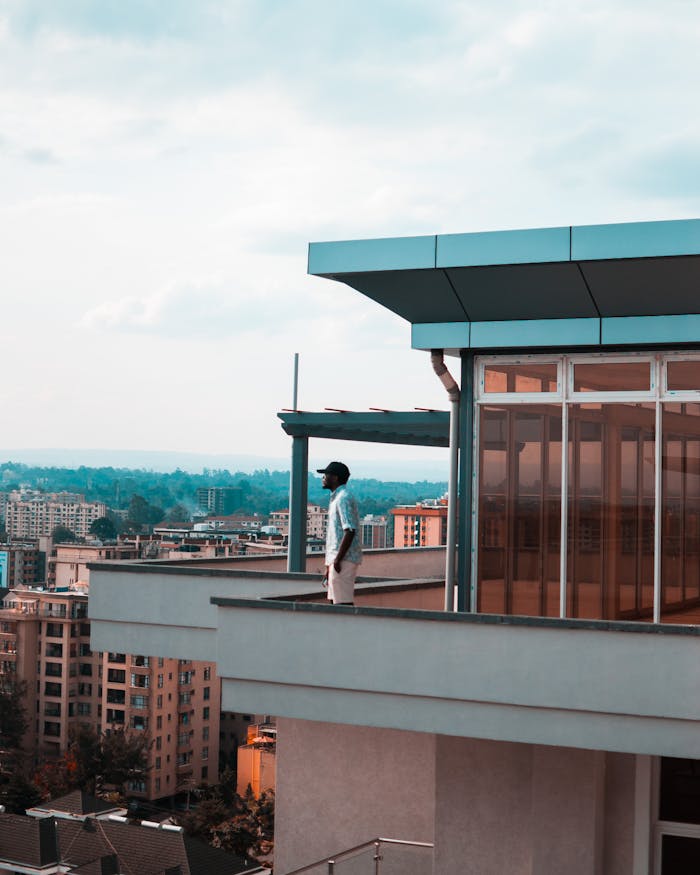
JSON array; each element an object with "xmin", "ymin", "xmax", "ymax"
[
  {"xmin": 445, "ymin": 397, "xmax": 459, "ymax": 611},
  {"xmin": 327, "ymin": 860, "xmax": 334, "ymax": 875},
  {"xmin": 559, "ymin": 393, "xmax": 569, "ymax": 619},
  {"xmin": 373, "ymin": 840, "xmax": 382, "ymax": 875},
  {"xmin": 653, "ymin": 357, "xmax": 663, "ymax": 623},
  {"xmin": 457, "ymin": 351, "xmax": 474, "ymax": 611},
  {"xmin": 287, "ymin": 435, "xmax": 308, "ymax": 573},
  {"xmin": 293, "ymin": 352, "xmax": 299, "ymax": 411}
]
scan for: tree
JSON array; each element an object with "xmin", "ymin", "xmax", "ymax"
[
  {"xmin": 0, "ymin": 676, "xmax": 38, "ymax": 813},
  {"xmin": 51, "ymin": 525, "xmax": 77, "ymax": 544},
  {"xmin": 126, "ymin": 495, "xmax": 164, "ymax": 532},
  {"xmin": 67, "ymin": 725, "xmax": 103, "ymax": 794},
  {"xmin": 33, "ymin": 726, "xmax": 151, "ymax": 800},
  {"xmin": 176, "ymin": 780, "xmax": 275, "ymax": 861},
  {"xmin": 89, "ymin": 516, "xmax": 117, "ymax": 540},
  {"xmin": 0, "ymin": 768, "xmax": 42, "ymax": 813},
  {"xmin": 165, "ymin": 503, "xmax": 191, "ymax": 524},
  {"xmin": 0, "ymin": 676, "xmax": 29, "ymax": 750},
  {"xmin": 100, "ymin": 728, "xmax": 151, "ymax": 792},
  {"xmin": 33, "ymin": 756, "xmax": 77, "ymax": 800}
]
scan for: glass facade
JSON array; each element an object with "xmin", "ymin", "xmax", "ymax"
[{"xmin": 474, "ymin": 353, "xmax": 700, "ymax": 624}]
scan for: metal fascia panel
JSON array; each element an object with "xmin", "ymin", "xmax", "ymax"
[
  {"xmin": 470, "ymin": 317, "xmax": 600, "ymax": 349},
  {"xmin": 602, "ymin": 314, "xmax": 700, "ymax": 346},
  {"xmin": 308, "ymin": 235, "xmax": 436, "ymax": 275},
  {"xmin": 572, "ymin": 218, "xmax": 700, "ymax": 261},
  {"xmin": 436, "ymin": 226, "xmax": 570, "ymax": 267},
  {"xmin": 411, "ymin": 322, "xmax": 470, "ymax": 350}
]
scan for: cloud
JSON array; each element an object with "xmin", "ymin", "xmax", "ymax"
[
  {"xmin": 80, "ymin": 279, "xmax": 306, "ymax": 340},
  {"xmin": 618, "ymin": 138, "xmax": 700, "ymax": 199},
  {"xmin": 21, "ymin": 146, "xmax": 59, "ymax": 164},
  {"xmin": 3, "ymin": 0, "xmax": 700, "ymax": 457}
]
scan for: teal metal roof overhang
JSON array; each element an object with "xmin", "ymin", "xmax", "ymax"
[
  {"xmin": 308, "ymin": 218, "xmax": 700, "ymax": 351},
  {"xmin": 278, "ymin": 410, "xmax": 450, "ymax": 447}
]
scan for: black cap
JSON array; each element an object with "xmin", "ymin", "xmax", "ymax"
[{"xmin": 316, "ymin": 461, "xmax": 350, "ymax": 480}]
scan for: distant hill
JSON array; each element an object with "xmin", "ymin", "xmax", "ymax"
[
  {"xmin": 0, "ymin": 448, "xmax": 449, "ymax": 481},
  {"xmin": 0, "ymin": 458, "xmax": 448, "ymax": 520}
]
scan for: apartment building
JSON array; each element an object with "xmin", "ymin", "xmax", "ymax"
[
  {"xmin": 360, "ymin": 514, "xmax": 388, "ymax": 549},
  {"xmin": 391, "ymin": 499, "xmax": 447, "ymax": 548},
  {"xmin": 51, "ymin": 543, "xmax": 140, "ymax": 589},
  {"xmin": 0, "ymin": 587, "xmax": 99, "ymax": 757},
  {"xmin": 0, "ymin": 583, "xmax": 220, "ymax": 802},
  {"xmin": 0, "ymin": 542, "xmax": 43, "ymax": 588},
  {"xmin": 236, "ymin": 722, "xmax": 276, "ymax": 796},
  {"xmin": 269, "ymin": 505, "xmax": 327, "ymax": 539},
  {"xmin": 196, "ymin": 486, "xmax": 243, "ymax": 516},
  {"xmin": 4, "ymin": 491, "xmax": 107, "ymax": 540},
  {"xmin": 91, "ymin": 218, "xmax": 700, "ymax": 874}
]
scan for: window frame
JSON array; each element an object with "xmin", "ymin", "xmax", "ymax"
[{"xmin": 471, "ymin": 351, "xmax": 700, "ymax": 622}]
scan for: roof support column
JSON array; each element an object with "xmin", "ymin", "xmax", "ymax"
[
  {"xmin": 457, "ymin": 351, "xmax": 475, "ymax": 611},
  {"xmin": 287, "ymin": 435, "xmax": 308, "ymax": 573}
]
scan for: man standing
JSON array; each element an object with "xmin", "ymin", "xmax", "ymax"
[{"xmin": 318, "ymin": 461, "xmax": 362, "ymax": 605}]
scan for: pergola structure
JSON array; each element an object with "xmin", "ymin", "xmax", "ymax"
[{"xmin": 278, "ymin": 410, "xmax": 450, "ymax": 572}]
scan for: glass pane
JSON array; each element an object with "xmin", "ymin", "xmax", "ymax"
[
  {"xmin": 660, "ymin": 758, "xmax": 700, "ymax": 824},
  {"xmin": 567, "ymin": 404, "xmax": 655, "ymax": 620},
  {"xmin": 661, "ymin": 404, "xmax": 700, "ymax": 623},
  {"xmin": 477, "ymin": 405, "xmax": 561, "ymax": 617},
  {"xmin": 334, "ymin": 846, "xmax": 376, "ymax": 875},
  {"xmin": 667, "ymin": 360, "xmax": 700, "ymax": 392},
  {"xmin": 375, "ymin": 842, "xmax": 433, "ymax": 875},
  {"xmin": 573, "ymin": 361, "xmax": 651, "ymax": 393},
  {"xmin": 661, "ymin": 835, "xmax": 700, "ymax": 872},
  {"xmin": 483, "ymin": 363, "xmax": 558, "ymax": 393}
]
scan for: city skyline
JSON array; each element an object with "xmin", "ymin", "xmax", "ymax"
[{"xmin": 1, "ymin": 1, "xmax": 699, "ymax": 470}]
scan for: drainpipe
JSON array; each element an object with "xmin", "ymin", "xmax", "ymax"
[{"xmin": 431, "ymin": 350, "xmax": 460, "ymax": 611}]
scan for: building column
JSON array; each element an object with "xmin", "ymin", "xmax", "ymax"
[
  {"xmin": 457, "ymin": 351, "xmax": 475, "ymax": 611},
  {"xmin": 287, "ymin": 435, "xmax": 309, "ymax": 573}
]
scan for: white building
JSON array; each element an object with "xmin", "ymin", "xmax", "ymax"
[{"xmin": 92, "ymin": 218, "xmax": 700, "ymax": 874}]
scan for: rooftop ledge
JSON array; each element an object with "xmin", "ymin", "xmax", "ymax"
[
  {"xmin": 210, "ymin": 593, "xmax": 700, "ymax": 637},
  {"xmin": 88, "ymin": 562, "xmax": 700, "ymax": 759}
]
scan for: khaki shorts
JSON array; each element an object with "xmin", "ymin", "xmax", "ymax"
[{"xmin": 327, "ymin": 560, "xmax": 359, "ymax": 604}]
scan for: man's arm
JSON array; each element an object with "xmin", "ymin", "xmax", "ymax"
[{"xmin": 333, "ymin": 528, "xmax": 356, "ymax": 572}]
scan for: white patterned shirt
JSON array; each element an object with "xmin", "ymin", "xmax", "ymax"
[{"xmin": 325, "ymin": 484, "xmax": 362, "ymax": 565}]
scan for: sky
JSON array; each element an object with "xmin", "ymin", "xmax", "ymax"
[{"xmin": 1, "ymin": 0, "xmax": 700, "ymax": 477}]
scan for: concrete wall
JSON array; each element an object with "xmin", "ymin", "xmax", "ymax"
[
  {"xmin": 184, "ymin": 546, "xmax": 446, "ymax": 579},
  {"xmin": 434, "ymin": 737, "xmax": 637, "ymax": 875},
  {"xmin": 275, "ymin": 718, "xmax": 435, "ymax": 875},
  {"xmin": 274, "ymin": 724, "xmax": 640, "ymax": 875},
  {"xmin": 215, "ymin": 601, "xmax": 700, "ymax": 758}
]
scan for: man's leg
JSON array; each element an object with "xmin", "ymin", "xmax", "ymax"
[{"xmin": 328, "ymin": 561, "xmax": 359, "ymax": 605}]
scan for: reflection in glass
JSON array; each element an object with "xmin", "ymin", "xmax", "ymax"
[
  {"xmin": 661, "ymin": 405, "xmax": 700, "ymax": 623},
  {"xmin": 573, "ymin": 361, "xmax": 651, "ymax": 393},
  {"xmin": 484, "ymin": 363, "xmax": 558, "ymax": 393},
  {"xmin": 660, "ymin": 758, "xmax": 700, "ymax": 824},
  {"xmin": 667, "ymin": 360, "xmax": 700, "ymax": 392},
  {"xmin": 477, "ymin": 405, "xmax": 561, "ymax": 616},
  {"xmin": 567, "ymin": 404, "xmax": 655, "ymax": 620}
]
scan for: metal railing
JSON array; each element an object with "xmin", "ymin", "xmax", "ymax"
[{"xmin": 282, "ymin": 837, "xmax": 434, "ymax": 875}]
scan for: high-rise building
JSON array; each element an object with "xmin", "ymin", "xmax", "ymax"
[
  {"xmin": 0, "ymin": 583, "xmax": 220, "ymax": 801},
  {"xmin": 4, "ymin": 491, "xmax": 107, "ymax": 540},
  {"xmin": 196, "ymin": 487, "xmax": 243, "ymax": 516}
]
